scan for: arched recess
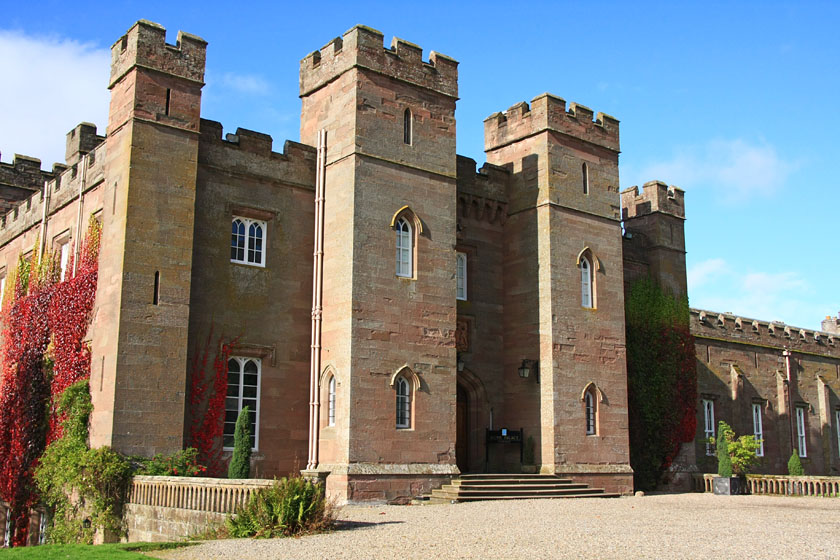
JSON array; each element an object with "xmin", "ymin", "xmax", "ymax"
[
  {"xmin": 580, "ymin": 381, "xmax": 607, "ymax": 404},
  {"xmin": 575, "ymin": 247, "xmax": 602, "ymax": 270},
  {"xmin": 457, "ymin": 367, "xmax": 490, "ymax": 473},
  {"xmin": 390, "ymin": 364, "xmax": 421, "ymax": 391},
  {"xmin": 389, "ymin": 206, "xmax": 424, "ymax": 234},
  {"xmin": 319, "ymin": 364, "xmax": 337, "ymax": 387}
]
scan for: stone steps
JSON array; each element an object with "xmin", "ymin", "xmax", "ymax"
[{"xmin": 426, "ymin": 474, "xmax": 620, "ymax": 504}]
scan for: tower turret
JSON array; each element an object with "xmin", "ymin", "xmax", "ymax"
[{"xmin": 89, "ymin": 21, "xmax": 206, "ymax": 456}]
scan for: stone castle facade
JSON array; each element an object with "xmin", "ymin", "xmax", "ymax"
[{"xmin": 0, "ymin": 20, "xmax": 839, "ymax": 504}]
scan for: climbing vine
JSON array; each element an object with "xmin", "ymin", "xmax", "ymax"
[
  {"xmin": 0, "ymin": 218, "xmax": 101, "ymax": 546},
  {"xmin": 187, "ymin": 328, "xmax": 236, "ymax": 477},
  {"xmin": 625, "ymin": 277, "xmax": 697, "ymax": 491}
]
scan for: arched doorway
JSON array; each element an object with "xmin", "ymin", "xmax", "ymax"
[{"xmin": 456, "ymin": 384, "xmax": 469, "ymax": 472}]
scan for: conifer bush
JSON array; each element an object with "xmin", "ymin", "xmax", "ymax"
[
  {"xmin": 716, "ymin": 421, "xmax": 733, "ymax": 477},
  {"xmin": 227, "ymin": 476, "xmax": 332, "ymax": 538},
  {"xmin": 788, "ymin": 451, "xmax": 804, "ymax": 476},
  {"xmin": 228, "ymin": 406, "xmax": 252, "ymax": 479}
]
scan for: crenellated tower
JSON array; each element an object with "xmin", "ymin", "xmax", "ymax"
[
  {"xmin": 299, "ymin": 26, "xmax": 460, "ymax": 503},
  {"xmin": 484, "ymin": 93, "xmax": 632, "ymax": 493},
  {"xmin": 621, "ymin": 180, "xmax": 687, "ymax": 298},
  {"xmin": 89, "ymin": 21, "xmax": 206, "ymax": 455}
]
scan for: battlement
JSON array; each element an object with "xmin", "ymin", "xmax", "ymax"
[
  {"xmin": 110, "ymin": 20, "xmax": 207, "ymax": 88},
  {"xmin": 299, "ymin": 25, "xmax": 458, "ymax": 99},
  {"xmin": 456, "ymin": 155, "xmax": 510, "ymax": 203},
  {"xmin": 483, "ymin": 93, "xmax": 619, "ymax": 153},
  {"xmin": 822, "ymin": 313, "xmax": 840, "ymax": 335},
  {"xmin": 65, "ymin": 123, "xmax": 105, "ymax": 166},
  {"xmin": 621, "ymin": 180, "xmax": 685, "ymax": 220},
  {"xmin": 691, "ymin": 308, "xmax": 840, "ymax": 358},
  {"xmin": 198, "ymin": 119, "xmax": 316, "ymax": 189}
]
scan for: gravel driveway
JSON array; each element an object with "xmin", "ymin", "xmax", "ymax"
[{"xmin": 153, "ymin": 493, "xmax": 839, "ymax": 559}]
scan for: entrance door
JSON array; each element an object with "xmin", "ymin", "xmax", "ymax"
[{"xmin": 456, "ymin": 384, "xmax": 469, "ymax": 472}]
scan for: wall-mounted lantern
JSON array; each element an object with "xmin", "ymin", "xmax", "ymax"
[{"xmin": 518, "ymin": 359, "xmax": 539, "ymax": 382}]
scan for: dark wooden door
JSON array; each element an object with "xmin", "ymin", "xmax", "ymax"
[{"xmin": 456, "ymin": 384, "xmax": 469, "ymax": 472}]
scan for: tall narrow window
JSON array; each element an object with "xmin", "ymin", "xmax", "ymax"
[
  {"xmin": 585, "ymin": 391, "xmax": 596, "ymax": 435},
  {"xmin": 153, "ymin": 271, "xmax": 160, "ymax": 305},
  {"xmin": 165, "ymin": 88, "xmax": 171, "ymax": 116},
  {"xmin": 703, "ymin": 399, "xmax": 715, "ymax": 456},
  {"xmin": 582, "ymin": 162, "xmax": 589, "ymax": 195},
  {"xmin": 752, "ymin": 403, "xmax": 764, "ymax": 457},
  {"xmin": 224, "ymin": 357, "xmax": 261, "ymax": 450},
  {"xmin": 396, "ymin": 376, "xmax": 411, "ymax": 428},
  {"xmin": 328, "ymin": 375, "xmax": 336, "ymax": 427},
  {"xmin": 395, "ymin": 218, "xmax": 413, "ymax": 278},
  {"xmin": 0, "ymin": 274, "xmax": 5, "ymax": 310},
  {"xmin": 231, "ymin": 216, "xmax": 266, "ymax": 267},
  {"xmin": 38, "ymin": 511, "xmax": 48, "ymax": 545},
  {"xmin": 3, "ymin": 506, "xmax": 10, "ymax": 548},
  {"xmin": 836, "ymin": 410, "xmax": 840, "ymax": 459},
  {"xmin": 580, "ymin": 256, "xmax": 593, "ymax": 308},
  {"xmin": 796, "ymin": 406, "xmax": 807, "ymax": 457},
  {"xmin": 59, "ymin": 241, "xmax": 70, "ymax": 281},
  {"xmin": 456, "ymin": 252, "xmax": 467, "ymax": 301},
  {"xmin": 403, "ymin": 108, "xmax": 412, "ymax": 145}
]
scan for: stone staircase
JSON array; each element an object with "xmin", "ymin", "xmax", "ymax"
[{"xmin": 427, "ymin": 474, "xmax": 620, "ymax": 503}]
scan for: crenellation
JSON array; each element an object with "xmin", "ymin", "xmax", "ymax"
[
  {"xmin": 455, "ymin": 155, "xmax": 509, "ymax": 202},
  {"xmin": 110, "ymin": 20, "xmax": 207, "ymax": 88},
  {"xmin": 690, "ymin": 308, "xmax": 840, "ymax": 358},
  {"xmin": 299, "ymin": 25, "xmax": 458, "ymax": 99},
  {"xmin": 621, "ymin": 180, "xmax": 685, "ymax": 220},
  {"xmin": 484, "ymin": 93, "xmax": 620, "ymax": 153},
  {"xmin": 65, "ymin": 122, "xmax": 105, "ymax": 166},
  {"xmin": 0, "ymin": 139, "xmax": 106, "ymax": 247}
]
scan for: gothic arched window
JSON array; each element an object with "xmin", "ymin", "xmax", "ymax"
[
  {"xmin": 404, "ymin": 108, "xmax": 412, "ymax": 145},
  {"xmin": 585, "ymin": 390, "xmax": 596, "ymax": 435},
  {"xmin": 396, "ymin": 376, "xmax": 411, "ymax": 429},
  {"xmin": 328, "ymin": 375, "xmax": 336, "ymax": 427},
  {"xmin": 396, "ymin": 217, "xmax": 413, "ymax": 278},
  {"xmin": 580, "ymin": 256, "xmax": 593, "ymax": 308}
]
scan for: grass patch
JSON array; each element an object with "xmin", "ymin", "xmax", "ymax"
[{"xmin": 0, "ymin": 541, "xmax": 193, "ymax": 559}]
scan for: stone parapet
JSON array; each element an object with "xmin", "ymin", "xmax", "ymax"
[
  {"xmin": 621, "ymin": 181, "xmax": 685, "ymax": 220},
  {"xmin": 484, "ymin": 93, "xmax": 619, "ymax": 153},
  {"xmin": 300, "ymin": 25, "xmax": 458, "ymax": 98}
]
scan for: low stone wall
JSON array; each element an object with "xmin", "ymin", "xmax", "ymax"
[
  {"xmin": 698, "ymin": 473, "xmax": 840, "ymax": 497},
  {"xmin": 124, "ymin": 476, "xmax": 275, "ymax": 542}
]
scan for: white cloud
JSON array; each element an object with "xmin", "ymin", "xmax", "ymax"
[
  {"xmin": 687, "ymin": 258, "xmax": 727, "ymax": 289},
  {"xmin": 0, "ymin": 30, "xmax": 110, "ymax": 168},
  {"xmin": 625, "ymin": 138, "xmax": 798, "ymax": 203},
  {"xmin": 688, "ymin": 259, "xmax": 823, "ymax": 329},
  {"xmin": 214, "ymin": 72, "xmax": 270, "ymax": 95}
]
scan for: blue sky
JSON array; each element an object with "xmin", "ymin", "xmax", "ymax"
[{"xmin": 0, "ymin": 1, "xmax": 837, "ymax": 330}]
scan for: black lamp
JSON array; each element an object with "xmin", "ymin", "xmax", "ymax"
[{"xmin": 518, "ymin": 359, "xmax": 538, "ymax": 382}]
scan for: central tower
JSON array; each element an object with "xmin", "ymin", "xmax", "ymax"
[{"xmin": 300, "ymin": 26, "xmax": 460, "ymax": 503}]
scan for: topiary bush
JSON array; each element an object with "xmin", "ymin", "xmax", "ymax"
[
  {"xmin": 788, "ymin": 451, "xmax": 804, "ymax": 476},
  {"xmin": 228, "ymin": 406, "xmax": 252, "ymax": 479},
  {"xmin": 227, "ymin": 476, "xmax": 332, "ymax": 538},
  {"xmin": 716, "ymin": 421, "xmax": 733, "ymax": 477}
]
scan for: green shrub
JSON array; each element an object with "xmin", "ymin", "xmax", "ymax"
[
  {"xmin": 136, "ymin": 448, "xmax": 207, "ymax": 477},
  {"xmin": 714, "ymin": 421, "xmax": 760, "ymax": 477},
  {"xmin": 788, "ymin": 451, "xmax": 804, "ymax": 476},
  {"xmin": 228, "ymin": 406, "xmax": 252, "ymax": 479},
  {"xmin": 227, "ymin": 476, "xmax": 332, "ymax": 538},
  {"xmin": 35, "ymin": 381, "xmax": 133, "ymax": 544},
  {"xmin": 716, "ymin": 421, "xmax": 732, "ymax": 477}
]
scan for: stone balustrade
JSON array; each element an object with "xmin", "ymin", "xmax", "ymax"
[
  {"xmin": 697, "ymin": 473, "xmax": 840, "ymax": 497},
  {"xmin": 129, "ymin": 476, "xmax": 275, "ymax": 514}
]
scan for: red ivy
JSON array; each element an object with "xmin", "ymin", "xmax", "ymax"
[
  {"xmin": 0, "ymin": 220, "xmax": 100, "ymax": 546},
  {"xmin": 187, "ymin": 327, "xmax": 236, "ymax": 477}
]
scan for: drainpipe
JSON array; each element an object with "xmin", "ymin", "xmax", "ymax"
[
  {"xmin": 71, "ymin": 154, "xmax": 87, "ymax": 278},
  {"xmin": 37, "ymin": 180, "xmax": 51, "ymax": 265},
  {"xmin": 783, "ymin": 349, "xmax": 795, "ymax": 454},
  {"xmin": 307, "ymin": 130, "xmax": 327, "ymax": 471}
]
